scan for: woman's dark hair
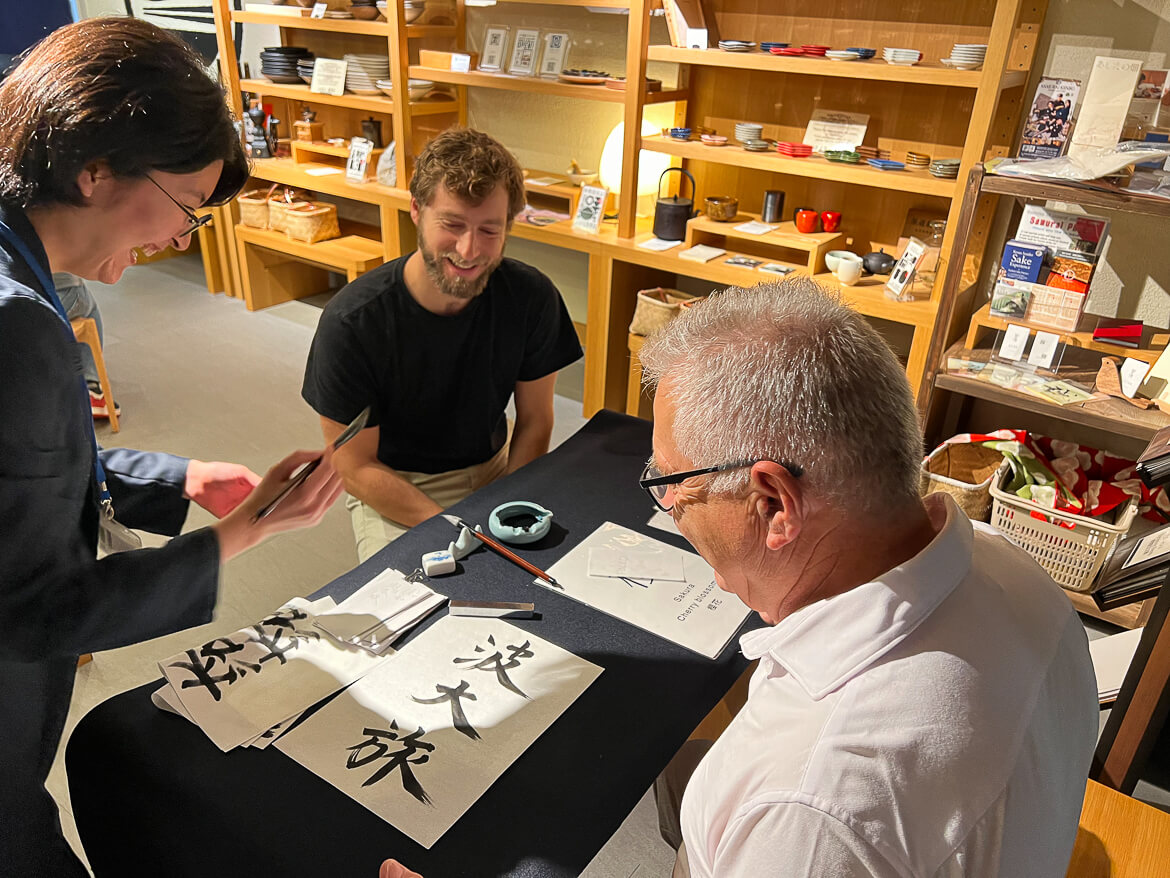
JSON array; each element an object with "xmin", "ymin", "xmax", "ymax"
[{"xmin": 0, "ymin": 17, "xmax": 249, "ymax": 209}]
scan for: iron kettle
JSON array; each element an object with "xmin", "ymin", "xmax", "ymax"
[{"xmin": 652, "ymin": 167, "xmax": 699, "ymax": 241}]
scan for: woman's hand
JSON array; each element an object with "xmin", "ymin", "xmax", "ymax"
[
  {"xmin": 211, "ymin": 448, "xmax": 344, "ymax": 562},
  {"xmin": 185, "ymin": 460, "xmax": 261, "ymax": 518}
]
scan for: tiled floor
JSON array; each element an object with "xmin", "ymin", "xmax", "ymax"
[{"xmin": 48, "ymin": 254, "xmax": 675, "ymax": 876}]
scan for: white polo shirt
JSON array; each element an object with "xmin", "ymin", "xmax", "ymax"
[{"xmin": 680, "ymin": 493, "xmax": 1097, "ymax": 877}]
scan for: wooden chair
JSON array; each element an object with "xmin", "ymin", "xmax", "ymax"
[
  {"xmin": 1067, "ymin": 779, "xmax": 1170, "ymax": 876},
  {"xmin": 1092, "ymin": 573, "xmax": 1170, "ymax": 793},
  {"xmin": 70, "ymin": 317, "xmax": 118, "ymax": 433}
]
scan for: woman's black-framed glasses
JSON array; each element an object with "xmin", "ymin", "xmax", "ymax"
[{"xmin": 145, "ymin": 174, "xmax": 212, "ymax": 238}]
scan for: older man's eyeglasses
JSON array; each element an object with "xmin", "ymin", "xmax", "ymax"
[{"xmin": 145, "ymin": 174, "xmax": 212, "ymax": 238}]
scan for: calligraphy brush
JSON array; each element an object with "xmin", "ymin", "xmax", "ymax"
[{"xmin": 441, "ymin": 514, "xmax": 560, "ymax": 588}]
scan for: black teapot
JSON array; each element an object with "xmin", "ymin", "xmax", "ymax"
[{"xmin": 862, "ymin": 249, "xmax": 896, "ymax": 275}]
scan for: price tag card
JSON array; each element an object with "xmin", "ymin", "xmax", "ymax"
[
  {"xmin": 450, "ymin": 53, "xmax": 472, "ymax": 73},
  {"xmin": 346, "ymin": 137, "xmax": 374, "ymax": 182},
  {"xmin": 311, "ymin": 58, "xmax": 348, "ymax": 96},
  {"xmin": 539, "ymin": 32, "xmax": 570, "ymax": 79},
  {"xmin": 508, "ymin": 28, "xmax": 540, "ymax": 77},
  {"xmin": 1121, "ymin": 357, "xmax": 1151, "ymax": 398},
  {"xmin": 999, "ymin": 324, "xmax": 1030, "ymax": 362},
  {"xmin": 572, "ymin": 184, "xmax": 609, "ymax": 234},
  {"xmin": 1027, "ymin": 330, "xmax": 1061, "ymax": 369},
  {"xmin": 310, "ymin": 2, "xmax": 327, "ymax": 18}
]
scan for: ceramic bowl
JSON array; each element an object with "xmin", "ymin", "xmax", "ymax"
[
  {"xmin": 824, "ymin": 250, "xmax": 860, "ymax": 274},
  {"xmin": 704, "ymin": 195, "xmax": 739, "ymax": 221},
  {"xmin": 567, "ymin": 169, "xmax": 598, "ymax": 186},
  {"xmin": 403, "ymin": 2, "xmax": 425, "ymax": 23},
  {"xmin": 348, "ymin": 5, "xmax": 379, "ymax": 19}
]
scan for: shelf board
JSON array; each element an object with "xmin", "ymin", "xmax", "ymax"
[
  {"xmin": 603, "ymin": 230, "xmax": 938, "ymax": 329},
  {"xmin": 491, "ymin": 0, "xmax": 628, "ymax": 5},
  {"xmin": 646, "ymin": 45, "xmax": 1006, "ymax": 89},
  {"xmin": 981, "ymin": 173, "xmax": 1170, "ymax": 219},
  {"xmin": 509, "ymin": 218, "xmax": 607, "ymax": 254},
  {"xmin": 233, "ymin": 10, "xmax": 389, "ymax": 34},
  {"xmin": 248, "ymin": 157, "xmax": 408, "ymax": 206},
  {"xmin": 967, "ymin": 303, "xmax": 1170, "ymax": 365},
  {"xmin": 934, "ymin": 372, "xmax": 1170, "ymax": 441},
  {"xmin": 240, "ymin": 79, "xmax": 458, "ymax": 115},
  {"xmin": 407, "ymin": 66, "xmax": 686, "ymax": 103},
  {"xmin": 642, "ymin": 135, "xmax": 958, "ymax": 198}
]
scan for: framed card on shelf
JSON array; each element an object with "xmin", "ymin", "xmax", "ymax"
[
  {"xmin": 480, "ymin": 26, "xmax": 510, "ymax": 73},
  {"xmin": 508, "ymin": 28, "xmax": 541, "ymax": 77},
  {"xmin": 539, "ymin": 32, "xmax": 571, "ymax": 79},
  {"xmin": 572, "ymin": 184, "xmax": 609, "ymax": 234}
]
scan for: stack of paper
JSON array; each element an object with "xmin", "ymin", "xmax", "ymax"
[
  {"xmin": 1090, "ymin": 628, "xmax": 1143, "ymax": 703},
  {"xmin": 678, "ymin": 244, "xmax": 726, "ymax": 263},
  {"xmin": 152, "ymin": 572, "xmax": 446, "ymax": 750},
  {"xmin": 315, "ymin": 568, "xmax": 447, "ymax": 655}
]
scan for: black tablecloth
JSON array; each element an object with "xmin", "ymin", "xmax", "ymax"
[{"xmin": 67, "ymin": 410, "xmax": 760, "ymax": 877}]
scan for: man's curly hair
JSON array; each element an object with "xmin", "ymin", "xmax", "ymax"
[{"xmin": 409, "ymin": 127, "xmax": 526, "ymax": 222}]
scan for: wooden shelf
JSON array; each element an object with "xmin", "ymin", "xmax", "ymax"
[
  {"xmin": 1065, "ymin": 589, "xmax": 1151, "ymax": 630},
  {"xmin": 646, "ymin": 45, "xmax": 1027, "ymax": 90},
  {"xmin": 492, "ymin": 0, "xmax": 628, "ymax": 5},
  {"xmin": 606, "ymin": 230, "xmax": 939, "ymax": 329},
  {"xmin": 233, "ymin": 10, "xmax": 389, "ymax": 34},
  {"xmin": 240, "ymin": 79, "xmax": 458, "ymax": 115},
  {"xmin": 934, "ymin": 371, "xmax": 1170, "ymax": 442},
  {"xmin": 248, "ymin": 157, "xmax": 408, "ymax": 206},
  {"xmin": 641, "ymin": 135, "xmax": 959, "ymax": 198},
  {"xmin": 407, "ymin": 67, "xmax": 686, "ymax": 103},
  {"xmin": 966, "ymin": 303, "xmax": 1170, "ymax": 366},
  {"xmin": 980, "ymin": 172, "xmax": 1170, "ymax": 219}
]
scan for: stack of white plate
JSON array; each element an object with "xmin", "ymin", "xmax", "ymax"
[
  {"xmin": 344, "ymin": 53, "xmax": 391, "ymax": 95},
  {"xmin": 941, "ymin": 44, "xmax": 987, "ymax": 70},
  {"xmin": 734, "ymin": 122, "xmax": 763, "ymax": 143},
  {"xmin": 882, "ymin": 47, "xmax": 922, "ymax": 67},
  {"xmin": 825, "ymin": 50, "xmax": 861, "ymax": 61},
  {"xmin": 718, "ymin": 40, "xmax": 757, "ymax": 52}
]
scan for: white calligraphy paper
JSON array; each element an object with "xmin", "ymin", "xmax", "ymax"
[
  {"xmin": 540, "ymin": 523, "xmax": 751, "ymax": 659},
  {"xmin": 587, "ymin": 545, "xmax": 686, "ymax": 582},
  {"xmin": 276, "ymin": 616, "xmax": 601, "ymax": 848},
  {"xmin": 1069, "ymin": 57, "xmax": 1143, "ymax": 157},
  {"xmin": 159, "ymin": 596, "xmax": 390, "ymax": 751}
]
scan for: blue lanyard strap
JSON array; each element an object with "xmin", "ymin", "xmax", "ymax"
[{"xmin": 0, "ymin": 219, "xmax": 114, "ymax": 513}]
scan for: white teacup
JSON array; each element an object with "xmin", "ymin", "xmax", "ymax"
[{"xmin": 834, "ymin": 255, "xmax": 863, "ymax": 286}]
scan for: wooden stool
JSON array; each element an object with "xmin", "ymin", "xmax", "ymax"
[
  {"xmin": 70, "ymin": 317, "xmax": 118, "ymax": 433},
  {"xmin": 1067, "ymin": 779, "xmax": 1170, "ymax": 876}
]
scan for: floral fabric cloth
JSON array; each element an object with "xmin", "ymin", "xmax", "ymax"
[{"xmin": 932, "ymin": 430, "xmax": 1169, "ymax": 523}]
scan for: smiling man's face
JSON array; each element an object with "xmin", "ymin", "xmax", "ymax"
[{"xmin": 412, "ymin": 184, "xmax": 508, "ymax": 300}]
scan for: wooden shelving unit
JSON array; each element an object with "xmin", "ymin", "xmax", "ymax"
[
  {"xmin": 209, "ymin": 0, "xmax": 1050, "ymax": 413},
  {"xmin": 925, "ymin": 164, "xmax": 1170, "ymax": 629}
]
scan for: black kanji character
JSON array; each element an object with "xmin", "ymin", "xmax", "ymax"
[
  {"xmin": 454, "ymin": 635, "xmax": 534, "ymax": 699},
  {"xmin": 346, "ymin": 722, "xmax": 435, "ymax": 805},
  {"xmin": 412, "ymin": 680, "xmax": 480, "ymax": 739}
]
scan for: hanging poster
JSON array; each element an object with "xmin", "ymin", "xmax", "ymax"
[{"xmin": 1019, "ymin": 76, "xmax": 1081, "ymax": 160}]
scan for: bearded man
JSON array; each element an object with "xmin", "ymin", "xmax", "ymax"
[{"xmin": 302, "ymin": 128, "xmax": 581, "ymax": 560}]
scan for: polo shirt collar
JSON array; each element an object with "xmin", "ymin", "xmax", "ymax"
[{"xmin": 738, "ymin": 494, "xmax": 972, "ymax": 700}]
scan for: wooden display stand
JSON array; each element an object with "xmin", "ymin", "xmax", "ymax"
[
  {"xmin": 213, "ymin": 0, "xmax": 1050, "ymax": 416},
  {"xmin": 685, "ymin": 215, "xmax": 844, "ymax": 274}
]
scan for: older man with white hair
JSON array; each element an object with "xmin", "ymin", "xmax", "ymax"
[{"xmin": 640, "ymin": 279, "xmax": 1097, "ymax": 878}]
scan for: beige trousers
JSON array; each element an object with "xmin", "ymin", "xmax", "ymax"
[{"xmin": 347, "ymin": 444, "xmax": 509, "ymax": 563}]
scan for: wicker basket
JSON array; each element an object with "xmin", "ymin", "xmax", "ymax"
[
  {"xmin": 629, "ymin": 288, "xmax": 683, "ymax": 336},
  {"xmin": 284, "ymin": 202, "xmax": 340, "ymax": 244},
  {"xmin": 267, "ymin": 196, "xmax": 311, "ymax": 234},
  {"xmin": 920, "ymin": 444, "xmax": 1005, "ymax": 522},
  {"xmin": 989, "ymin": 467, "xmax": 1138, "ymax": 592},
  {"xmin": 237, "ymin": 189, "xmax": 271, "ymax": 229}
]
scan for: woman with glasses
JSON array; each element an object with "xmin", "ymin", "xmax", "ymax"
[{"xmin": 0, "ymin": 18, "xmax": 344, "ymax": 875}]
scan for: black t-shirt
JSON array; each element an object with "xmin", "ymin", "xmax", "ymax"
[{"xmin": 302, "ymin": 254, "xmax": 582, "ymax": 474}]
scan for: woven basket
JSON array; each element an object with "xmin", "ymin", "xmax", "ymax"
[
  {"xmin": 920, "ymin": 443, "xmax": 1005, "ymax": 522},
  {"xmin": 629, "ymin": 288, "xmax": 683, "ymax": 336},
  {"xmin": 237, "ymin": 189, "xmax": 271, "ymax": 229},
  {"xmin": 284, "ymin": 202, "xmax": 340, "ymax": 244},
  {"xmin": 267, "ymin": 196, "xmax": 309, "ymax": 234}
]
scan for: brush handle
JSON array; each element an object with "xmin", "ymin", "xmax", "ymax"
[{"xmin": 470, "ymin": 529, "xmax": 558, "ymax": 585}]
